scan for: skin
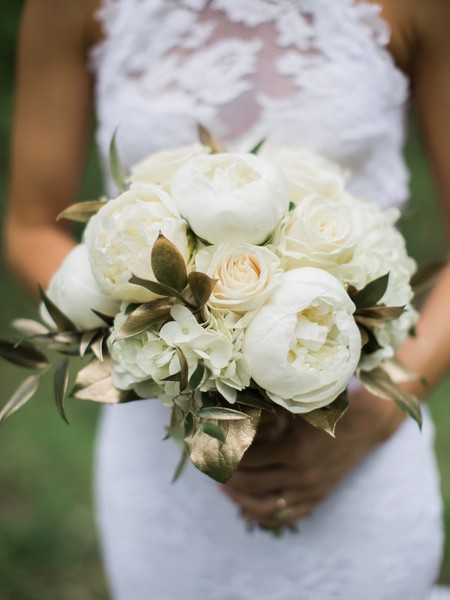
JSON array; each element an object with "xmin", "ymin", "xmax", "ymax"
[{"xmin": 5, "ymin": 0, "xmax": 450, "ymax": 530}]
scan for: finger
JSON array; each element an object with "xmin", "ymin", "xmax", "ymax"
[
  {"xmin": 223, "ymin": 485, "xmax": 311, "ymax": 520},
  {"xmin": 228, "ymin": 465, "xmax": 295, "ymax": 495},
  {"xmin": 244, "ymin": 501, "xmax": 313, "ymax": 529}
]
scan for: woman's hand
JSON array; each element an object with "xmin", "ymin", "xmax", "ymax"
[{"xmin": 221, "ymin": 387, "xmax": 406, "ymax": 529}]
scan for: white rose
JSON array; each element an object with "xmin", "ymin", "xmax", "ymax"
[
  {"xmin": 129, "ymin": 143, "xmax": 209, "ymax": 187},
  {"xmin": 41, "ymin": 244, "xmax": 120, "ymax": 330},
  {"xmin": 260, "ymin": 142, "xmax": 348, "ymax": 204},
  {"xmin": 170, "ymin": 152, "xmax": 289, "ymax": 244},
  {"xmin": 279, "ymin": 194, "xmax": 357, "ymax": 276},
  {"xmin": 243, "ymin": 268, "xmax": 361, "ymax": 413},
  {"xmin": 195, "ymin": 242, "xmax": 283, "ymax": 314},
  {"xmin": 84, "ymin": 184, "xmax": 191, "ymax": 303}
]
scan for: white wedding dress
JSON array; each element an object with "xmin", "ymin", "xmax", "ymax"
[{"xmin": 90, "ymin": 1, "xmax": 448, "ymax": 598}]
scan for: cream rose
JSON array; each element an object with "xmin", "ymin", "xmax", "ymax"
[
  {"xmin": 195, "ymin": 242, "xmax": 283, "ymax": 314},
  {"xmin": 243, "ymin": 268, "xmax": 361, "ymax": 413},
  {"xmin": 279, "ymin": 194, "xmax": 357, "ymax": 276},
  {"xmin": 260, "ymin": 143, "xmax": 348, "ymax": 204},
  {"xmin": 41, "ymin": 244, "xmax": 120, "ymax": 330},
  {"xmin": 129, "ymin": 143, "xmax": 209, "ymax": 187},
  {"xmin": 170, "ymin": 152, "xmax": 289, "ymax": 244},
  {"xmin": 84, "ymin": 184, "xmax": 191, "ymax": 303}
]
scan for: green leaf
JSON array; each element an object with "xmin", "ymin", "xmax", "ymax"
[
  {"xmin": 54, "ymin": 359, "xmax": 70, "ymax": 424},
  {"xmin": 197, "ymin": 406, "xmax": 250, "ymax": 421},
  {"xmin": 109, "ymin": 128, "xmax": 126, "ymax": 192},
  {"xmin": 201, "ymin": 422, "xmax": 226, "ymax": 443},
  {"xmin": 38, "ymin": 285, "xmax": 77, "ymax": 332},
  {"xmin": 249, "ymin": 138, "xmax": 266, "ymax": 155},
  {"xmin": 115, "ymin": 299, "xmax": 172, "ymax": 340},
  {"xmin": 358, "ymin": 367, "xmax": 422, "ymax": 428},
  {"xmin": 171, "ymin": 450, "xmax": 189, "ymax": 483},
  {"xmin": 129, "ymin": 275, "xmax": 188, "ymax": 304},
  {"xmin": 197, "ymin": 123, "xmax": 223, "ymax": 153},
  {"xmin": 235, "ymin": 389, "xmax": 276, "ymax": 413},
  {"xmin": 57, "ymin": 199, "xmax": 108, "ymax": 223},
  {"xmin": 288, "ymin": 201, "xmax": 296, "ymax": 212},
  {"xmin": 185, "ymin": 407, "xmax": 261, "ymax": 483},
  {"xmin": 0, "ymin": 339, "xmax": 49, "ymax": 369},
  {"xmin": 151, "ymin": 233, "xmax": 188, "ymax": 292},
  {"xmin": 188, "ymin": 362, "xmax": 205, "ymax": 391},
  {"xmin": 410, "ymin": 257, "xmax": 448, "ymax": 294},
  {"xmin": 352, "ymin": 273, "xmax": 390, "ymax": 309},
  {"xmin": 0, "ymin": 375, "xmax": 41, "ymax": 425},
  {"xmin": 175, "ymin": 347, "xmax": 189, "ymax": 392},
  {"xmin": 355, "ymin": 305, "xmax": 405, "ymax": 327},
  {"xmin": 300, "ymin": 391, "xmax": 349, "ymax": 437},
  {"xmin": 187, "ymin": 271, "xmax": 217, "ymax": 308}
]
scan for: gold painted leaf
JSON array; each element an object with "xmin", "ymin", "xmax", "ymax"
[
  {"xmin": 0, "ymin": 338, "xmax": 49, "ymax": 369},
  {"xmin": 90, "ymin": 332, "xmax": 106, "ymax": 362},
  {"xmin": 197, "ymin": 406, "xmax": 250, "ymax": 421},
  {"xmin": 187, "ymin": 271, "xmax": 217, "ymax": 308},
  {"xmin": 0, "ymin": 374, "xmax": 41, "ymax": 424},
  {"xmin": 57, "ymin": 199, "xmax": 108, "ymax": 223},
  {"xmin": 151, "ymin": 234, "xmax": 188, "ymax": 292},
  {"xmin": 358, "ymin": 367, "xmax": 422, "ymax": 428},
  {"xmin": 129, "ymin": 275, "xmax": 187, "ymax": 304},
  {"xmin": 352, "ymin": 273, "xmax": 390, "ymax": 309},
  {"xmin": 79, "ymin": 330, "xmax": 98, "ymax": 357},
  {"xmin": 38, "ymin": 285, "xmax": 77, "ymax": 332},
  {"xmin": 235, "ymin": 389, "xmax": 276, "ymax": 413},
  {"xmin": 197, "ymin": 123, "xmax": 223, "ymax": 153},
  {"xmin": 185, "ymin": 407, "xmax": 261, "ymax": 483},
  {"xmin": 355, "ymin": 305, "xmax": 405, "ymax": 327},
  {"xmin": 109, "ymin": 128, "xmax": 126, "ymax": 192},
  {"xmin": 115, "ymin": 299, "xmax": 172, "ymax": 340},
  {"xmin": 72, "ymin": 356, "xmax": 134, "ymax": 403},
  {"xmin": 54, "ymin": 359, "xmax": 70, "ymax": 424},
  {"xmin": 11, "ymin": 319, "xmax": 50, "ymax": 337},
  {"xmin": 300, "ymin": 392, "xmax": 349, "ymax": 437}
]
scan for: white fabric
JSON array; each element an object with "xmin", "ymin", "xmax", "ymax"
[{"xmin": 91, "ymin": 1, "xmax": 448, "ymax": 598}]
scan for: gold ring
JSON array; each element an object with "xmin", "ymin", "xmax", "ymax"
[{"xmin": 274, "ymin": 496, "xmax": 294, "ymax": 520}]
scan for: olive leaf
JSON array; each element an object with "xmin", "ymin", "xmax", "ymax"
[
  {"xmin": 197, "ymin": 406, "xmax": 250, "ymax": 421},
  {"xmin": 201, "ymin": 422, "xmax": 226, "ymax": 444},
  {"xmin": 129, "ymin": 275, "xmax": 188, "ymax": 305},
  {"xmin": 249, "ymin": 138, "xmax": 266, "ymax": 155},
  {"xmin": 109, "ymin": 128, "xmax": 126, "ymax": 192},
  {"xmin": 151, "ymin": 233, "xmax": 188, "ymax": 292},
  {"xmin": 187, "ymin": 271, "xmax": 217, "ymax": 308},
  {"xmin": 300, "ymin": 392, "xmax": 349, "ymax": 437},
  {"xmin": 355, "ymin": 305, "xmax": 405, "ymax": 327},
  {"xmin": 197, "ymin": 123, "xmax": 223, "ymax": 153},
  {"xmin": 410, "ymin": 257, "xmax": 448, "ymax": 294},
  {"xmin": 54, "ymin": 359, "xmax": 70, "ymax": 424},
  {"xmin": 188, "ymin": 362, "xmax": 205, "ymax": 391},
  {"xmin": 115, "ymin": 299, "xmax": 172, "ymax": 340},
  {"xmin": 358, "ymin": 367, "xmax": 422, "ymax": 428},
  {"xmin": 0, "ymin": 339, "xmax": 49, "ymax": 369},
  {"xmin": 352, "ymin": 273, "xmax": 390, "ymax": 309},
  {"xmin": 0, "ymin": 374, "xmax": 41, "ymax": 425},
  {"xmin": 171, "ymin": 450, "xmax": 189, "ymax": 483},
  {"xmin": 175, "ymin": 347, "xmax": 189, "ymax": 392},
  {"xmin": 11, "ymin": 318, "xmax": 49, "ymax": 337},
  {"xmin": 185, "ymin": 407, "xmax": 261, "ymax": 483},
  {"xmin": 57, "ymin": 199, "xmax": 108, "ymax": 223},
  {"xmin": 38, "ymin": 285, "xmax": 77, "ymax": 332},
  {"xmin": 235, "ymin": 389, "xmax": 276, "ymax": 413}
]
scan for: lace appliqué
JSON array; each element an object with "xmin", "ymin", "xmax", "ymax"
[{"xmin": 90, "ymin": 0, "xmax": 410, "ymax": 208}]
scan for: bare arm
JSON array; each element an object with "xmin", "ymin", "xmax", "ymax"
[{"xmin": 4, "ymin": 0, "xmax": 100, "ymax": 297}]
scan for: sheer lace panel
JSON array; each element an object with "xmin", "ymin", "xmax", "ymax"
[{"xmin": 90, "ymin": 0, "xmax": 410, "ymax": 208}]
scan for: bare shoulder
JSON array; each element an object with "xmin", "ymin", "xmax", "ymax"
[{"xmin": 368, "ymin": 0, "xmax": 450, "ymax": 76}]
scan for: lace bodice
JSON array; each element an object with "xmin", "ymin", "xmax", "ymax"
[{"xmin": 91, "ymin": 0, "xmax": 410, "ymax": 209}]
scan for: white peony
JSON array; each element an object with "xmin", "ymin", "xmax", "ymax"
[
  {"xmin": 170, "ymin": 152, "xmax": 289, "ymax": 245},
  {"xmin": 84, "ymin": 184, "xmax": 191, "ymax": 303},
  {"xmin": 260, "ymin": 142, "xmax": 348, "ymax": 204},
  {"xmin": 41, "ymin": 244, "xmax": 120, "ymax": 330},
  {"xmin": 195, "ymin": 242, "xmax": 283, "ymax": 314},
  {"xmin": 129, "ymin": 143, "xmax": 209, "ymax": 187},
  {"xmin": 243, "ymin": 268, "xmax": 361, "ymax": 413}
]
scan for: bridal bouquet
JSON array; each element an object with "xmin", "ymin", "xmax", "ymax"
[{"xmin": 0, "ymin": 129, "xmax": 434, "ymax": 483}]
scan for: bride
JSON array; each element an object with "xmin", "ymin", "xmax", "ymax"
[{"xmin": 5, "ymin": 0, "xmax": 450, "ymax": 598}]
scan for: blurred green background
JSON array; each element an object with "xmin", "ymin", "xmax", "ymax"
[{"xmin": 0, "ymin": 3, "xmax": 449, "ymax": 599}]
